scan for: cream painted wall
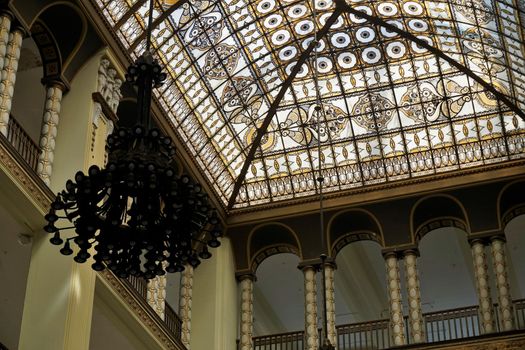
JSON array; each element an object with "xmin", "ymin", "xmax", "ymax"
[
  {"xmin": 191, "ymin": 237, "xmax": 239, "ymax": 350},
  {"xmin": 18, "ymin": 50, "xmax": 107, "ymax": 350}
]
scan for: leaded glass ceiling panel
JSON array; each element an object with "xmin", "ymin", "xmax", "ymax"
[{"xmin": 95, "ymin": 0, "xmax": 525, "ymax": 209}]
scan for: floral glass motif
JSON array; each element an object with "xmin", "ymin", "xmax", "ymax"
[{"xmin": 95, "ymin": 0, "xmax": 525, "ymax": 208}]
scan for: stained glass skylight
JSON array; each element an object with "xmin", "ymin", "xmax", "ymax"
[{"xmin": 94, "ymin": 0, "xmax": 525, "ymax": 209}]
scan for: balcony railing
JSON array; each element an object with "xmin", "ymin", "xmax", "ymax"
[
  {"xmin": 253, "ymin": 330, "xmax": 304, "ymax": 350},
  {"xmin": 165, "ymin": 302, "xmax": 183, "ymax": 340},
  {"xmin": 252, "ymin": 299, "xmax": 525, "ymax": 350},
  {"xmin": 123, "ymin": 275, "xmax": 184, "ymax": 344},
  {"xmin": 6, "ymin": 116, "xmax": 40, "ymax": 171},
  {"xmin": 337, "ymin": 318, "xmax": 392, "ymax": 349},
  {"xmin": 515, "ymin": 299, "xmax": 525, "ymax": 330},
  {"xmin": 423, "ymin": 305, "xmax": 481, "ymax": 343},
  {"xmin": 126, "ymin": 275, "xmax": 148, "ymax": 300}
]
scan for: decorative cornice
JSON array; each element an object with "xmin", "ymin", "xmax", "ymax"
[
  {"xmin": 98, "ymin": 270, "xmax": 186, "ymax": 350},
  {"xmin": 228, "ymin": 160, "xmax": 525, "ymax": 221},
  {"xmin": 0, "ymin": 133, "xmax": 53, "ymax": 211}
]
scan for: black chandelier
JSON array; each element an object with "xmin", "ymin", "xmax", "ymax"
[{"xmin": 44, "ymin": 0, "xmax": 222, "ymax": 279}]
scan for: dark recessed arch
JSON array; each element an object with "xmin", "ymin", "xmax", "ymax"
[
  {"xmin": 411, "ymin": 195, "xmax": 469, "ymax": 242},
  {"xmin": 328, "ymin": 209, "xmax": 384, "ymax": 258},
  {"xmin": 498, "ymin": 180, "xmax": 525, "ymax": 229},
  {"xmin": 33, "ymin": 3, "xmax": 87, "ymax": 75},
  {"xmin": 247, "ymin": 223, "xmax": 302, "ymax": 273}
]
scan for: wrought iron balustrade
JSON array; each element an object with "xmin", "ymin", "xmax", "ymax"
[
  {"xmin": 253, "ymin": 330, "xmax": 304, "ymax": 350},
  {"xmin": 126, "ymin": 274, "xmax": 148, "ymax": 300},
  {"xmin": 252, "ymin": 299, "xmax": 525, "ymax": 350},
  {"xmin": 6, "ymin": 116, "xmax": 40, "ymax": 172},
  {"xmin": 423, "ymin": 305, "xmax": 481, "ymax": 343},
  {"xmin": 514, "ymin": 299, "xmax": 525, "ymax": 330},
  {"xmin": 336, "ymin": 318, "xmax": 392, "ymax": 350},
  {"xmin": 165, "ymin": 302, "xmax": 183, "ymax": 340}
]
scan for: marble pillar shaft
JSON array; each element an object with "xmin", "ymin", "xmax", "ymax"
[
  {"xmin": 385, "ymin": 254, "xmax": 406, "ymax": 346},
  {"xmin": 37, "ymin": 84, "xmax": 64, "ymax": 185},
  {"xmin": 303, "ymin": 266, "xmax": 318, "ymax": 350},
  {"xmin": 179, "ymin": 265, "xmax": 194, "ymax": 349},
  {"xmin": 323, "ymin": 264, "xmax": 337, "ymax": 347},
  {"xmin": 0, "ymin": 12, "xmax": 12, "ymax": 72},
  {"xmin": 240, "ymin": 277, "xmax": 254, "ymax": 350},
  {"xmin": 0, "ymin": 27, "xmax": 22, "ymax": 136},
  {"xmin": 490, "ymin": 237, "xmax": 514, "ymax": 331},
  {"xmin": 471, "ymin": 240, "xmax": 495, "ymax": 334},
  {"xmin": 404, "ymin": 252, "xmax": 425, "ymax": 343}
]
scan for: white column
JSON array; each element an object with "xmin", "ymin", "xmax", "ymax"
[
  {"xmin": 156, "ymin": 275, "xmax": 167, "ymax": 320},
  {"xmin": 0, "ymin": 11, "xmax": 13, "ymax": 72},
  {"xmin": 324, "ymin": 262, "xmax": 337, "ymax": 347},
  {"xmin": 239, "ymin": 275, "xmax": 254, "ymax": 350},
  {"xmin": 385, "ymin": 252, "xmax": 406, "ymax": 346},
  {"xmin": 403, "ymin": 249, "xmax": 425, "ymax": 343},
  {"xmin": 303, "ymin": 266, "xmax": 318, "ymax": 350},
  {"xmin": 147, "ymin": 277, "xmax": 159, "ymax": 314},
  {"xmin": 179, "ymin": 264, "xmax": 194, "ymax": 349},
  {"xmin": 490, "ymin": 235, "xmax": 514, "ymax": 331},
  {"xmin": 37, "ymin": 82, "xmax": 65, "ymax": 186},
  {"xmin": 470, "ymin": 239, "xmax": 495, "ymax": 334},
  {"xmin": 0, "ymin": 25, "xmax": 23, "ymax": 136}
]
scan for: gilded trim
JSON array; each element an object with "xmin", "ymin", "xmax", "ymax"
[{"xmin": 0, "ymin": 133, "xmax": 54, "ymax": 212}]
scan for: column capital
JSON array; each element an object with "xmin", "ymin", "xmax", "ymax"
[
  {"xmin": 10, "ymin": 20, "xmax": 26, "ymax": 36},
  {"xmin": 236, "ymin": 272, "xmax": 256, "ymax": 282},
  {"xmin": 468, "ymin": 237, "xmax": 489, "ymax": 247},
  {"xmin": 382, "ymin": 250, "xmax": 401, "ymax": 260},
  {"xmin": 0, "ymin": 8, "xmax": 14, "ymax": 21},
  {"xmin": 402, "ymin": 248, "xmax": 420, "ymax": 258},
  {"xmin": 489, "ymin": 234, "xmax": 506, "ymax": 243},
  {"xmin": 297, "ymin": 261, "xmax": 318, "ymax": 272},
  {"xmin": 41, "ymin": 76, "xmax": 70, "ymax": 92}
]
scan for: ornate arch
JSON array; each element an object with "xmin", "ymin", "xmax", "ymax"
[
  {"xmin": 328, "ymin": 208, "xmax": 384, "ymax": 257},
  {"xmin": 247, "ymin": 222, "xmax": 302, "ymax": 273},
  {"xmin": 498, "ymin": 180, "xmax": 525, "ymax": 229},
  {"xmin": 411, "ymin": 194, "xmax": 470, "ymax": 242}
]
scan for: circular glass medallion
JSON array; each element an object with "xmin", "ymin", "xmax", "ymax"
[
  {"xmin": 272, "ymin": 29, "xmax": 291, "ymax": 45},
  {"xmin": 386, "ymin": 41, "xmax": 407, "ymax": 59},
  {"xmin": 377, "ymin": 2, "xmax": 398, "ymax": 16},
  {"xmin": 408, "ymin": 19, "xmax": 428, "ymax": 32},
  {"xmin": 295, "ymin": 19, "xmax": 315, "ymax": 35},
  {"xmin": 362, "ymin": 47, "xmax": 381, "ymax": 64},
  {"xmin": 380, "ymin": 20, "xmax": 403, "ymax": 37},
  {"xmin": 403, "ymin": 1, "xmax": 424, "ymax": 15},
  {"xmin": 338, "ymin": 52, "xmax": 357, "ymax": 69},
  {"xmin": 331, "ymin": 32, "xmax": 351, "ymax": 48},
  {"xmin": 278, "ymin": 46, "xmax": 298, "ymax": 61},
  {"xmin": 257, "ymin": 0, "xmax": 276, "ymax": 14},
  {"xmin": 355, "ymin": 27, "xmax": 376, "ymax": 43},
  {"xmin": 288, "ymin": 4, "xmax": 308, "ymax": 18},
  {"xmin": 316, "ymin": 57, "xmax": 333, "ymax": 73},
  {"xmin": 264, "ymin": 14, "xmax": 283, "ymax": 29}
]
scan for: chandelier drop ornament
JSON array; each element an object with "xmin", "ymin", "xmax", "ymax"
[{"xmin": 44, "ymin": 0, "xmax": 222, "ymax": 279}]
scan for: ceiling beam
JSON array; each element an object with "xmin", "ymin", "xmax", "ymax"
[
  {"xmin": 128, "ymin": 0, "xmax": 191, "ymax": 54},
  {"xmin": 114, "ymin": 0, "xmax": 148, "ymax": 31}
]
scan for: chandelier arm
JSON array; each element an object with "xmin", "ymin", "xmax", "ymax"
[
  {"xmin": 335, "ymin": 0, "xmax": 525, "ymax": 122},
  {"xmin": 227, "ymin": 8, "xmax": 343, "ymax": 210}
]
